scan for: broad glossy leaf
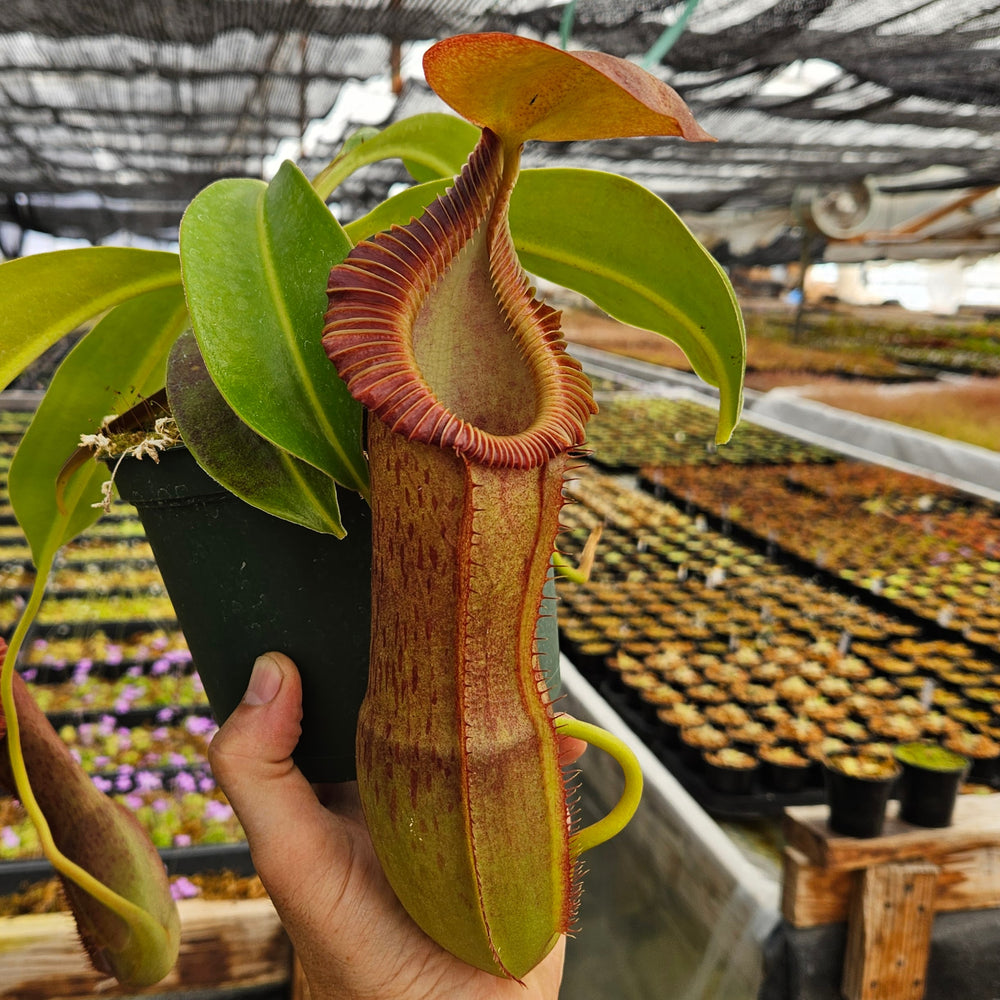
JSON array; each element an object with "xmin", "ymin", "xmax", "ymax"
[
  {"xmin": 509, "ymin": 168, "xmax": 745, "ymax": 441},
  {"xmin": 166, "ymin": 330, "xmax": 348, "ymax": 536},
  {"xmin": 0, "ymin": 248, "xmax": 181, "ymax": 391},
  {"xmin": 312, "ymin": 113, "xmax": 479, "ymax": 200},
  {"xmin": 9, "ymin": 285, "xmax": 188, "ymax": 566},
  {"xmin": 180, "ymin": 160, "xmax": 368, "ymax": 495},
  {"xmin": 424, "ymin": 33, "xmax": 712, "ymax": 146},
  {"xmin": 341, "ymin": 170, "xmax": 745, "ymax": 440}
]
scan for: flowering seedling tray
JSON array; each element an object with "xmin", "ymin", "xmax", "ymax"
[
  {"xmin": 44, "ymin": 703, "xmax": 213, "ymax": 731},
  {"xmin": 0, "ymin": 842, "xmax": 255, "ymax": 899},
  {"xmin": 87, "ymin": 761, "xmax": 216, "ymax": 796},
  {"xmin": 3, "ymin": 618, "xmax": 177, "ymax": 642},
  {"xmin": 25, "ymin": 655, "xmax": 195, "ymax": 685}
]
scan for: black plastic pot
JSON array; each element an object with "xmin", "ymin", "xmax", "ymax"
[
  {"xmin": 823, "ymin": 753, "xmax": 900, "ymax": 838},
  {"xmin": 110, "ymin": 446, "xmax": 371, "ymax": 783},
  {"xmin": 761, "ymin": 757, "xmax": 812, "ymax": 794},
  {"xmin": 894, "ymin": 742, "xmax": 969, "ymax": 828},
  {"xmin": 702, "ymin": 754, "xmax": 758, "ymax": 795}
]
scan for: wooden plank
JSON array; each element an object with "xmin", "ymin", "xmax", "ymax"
[
  {"xmin": 841, "ymin": 862, "xmax": 938, "ymax": 1000},
  {"xmin": 784, "ymin": 795, "xmax": 1000, "ymax": 872},
  {"xmin": 781, "ymin": 845, "xmax": 854, "ymax": 927},
  {"xmin": 782, "ymin": 843, "xmax": 1000, "ymax": 928},
  {"xmin": 0, "ymin": 897, "xmax": 290, "ymax": 999}
]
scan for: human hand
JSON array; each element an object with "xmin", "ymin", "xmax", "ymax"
[{"xmin": 209, "ymin": 651, "xmax": 585, "ymax": 1000}]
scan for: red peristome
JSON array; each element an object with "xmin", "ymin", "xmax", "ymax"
[{"xmin": 323, "ymin": 128, "xmax": 595, "ymax": 471}]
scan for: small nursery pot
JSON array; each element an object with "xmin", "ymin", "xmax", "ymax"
[
  {"xmin": 759, "ymin": 746, "xmax": 812, "ymax": 793},
  {"xmin": 109, "ymin": 446, "xmax": 371, "ymax": 783},
  {"xmin": 823, "ymin": 751, "xmax": 901, "ymax": 839},
  {"xmin": 702, "ymin": 749, "xmax": 758, "ymax": 795},
  {"xmin": 894, "ymin": 741, "xmax": 969, "ymax": 828}
]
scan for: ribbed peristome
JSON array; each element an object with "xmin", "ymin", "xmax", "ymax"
[{"xmin": 323, "ymin": 127, "xmax": 596, "ymax": 468}]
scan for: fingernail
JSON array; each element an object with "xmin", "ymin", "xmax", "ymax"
[{"xmin": 244, "ymin": 654, "xmax": 282, "ymax": 706}]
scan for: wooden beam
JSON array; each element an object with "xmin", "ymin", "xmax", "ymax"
[
  {"xmin": 781, "ymin": 845, "xmax": 853, "ymax": 927},
  {"xmin": 782, "ymin": 843, "xmax": 1000, "ymax": 928},
  {"xmin": 841, "ymin": 862, "xmax": 938, "ymax": 1000},
  {"xmin": 0, "ymin": 897, "xmax": 290, "ymax": 999},
  {"xmin": 784, "ymin": 796, "xmax": 1000, "ymax": 872}
]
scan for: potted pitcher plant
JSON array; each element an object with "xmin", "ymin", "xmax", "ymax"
[{"xmin": 0, "ymin": 33, "xmax": 744, "ymax": 986}]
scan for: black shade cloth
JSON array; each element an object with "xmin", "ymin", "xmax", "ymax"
[{"xmin": 0, "ymin": 1, "xmax": 997, "ymax": 248}]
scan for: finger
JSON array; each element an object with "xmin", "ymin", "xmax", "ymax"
[
  {"xmin": 555, "ymin": 713, "xmax": 588, "ymax": 767},
  {"xmin": 208, "ymin": 652, "xmax": 349, "ymax": 899}
]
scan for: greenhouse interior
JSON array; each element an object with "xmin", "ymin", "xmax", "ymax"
[{"xmin": 1, "ymin": 1, "xmax": 999, "ymax": 998}]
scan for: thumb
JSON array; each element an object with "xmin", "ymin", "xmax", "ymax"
[{"xmin": 208, "ymin": 652, "xmax": 342, "ymax": 890}]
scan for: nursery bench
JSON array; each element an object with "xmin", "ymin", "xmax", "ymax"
[{"xmin": 781, "ymin": 794, "xmax": 1000, "ymax": 1000}]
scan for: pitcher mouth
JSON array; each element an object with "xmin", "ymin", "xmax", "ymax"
[{"xmin": 323, "ymin": 128, "xmax": 595, "ymax": 471}]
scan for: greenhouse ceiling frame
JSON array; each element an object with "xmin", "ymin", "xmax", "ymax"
[{"xmin": 0, "ymin": 0, "xmax": 998, "ymax": 263}]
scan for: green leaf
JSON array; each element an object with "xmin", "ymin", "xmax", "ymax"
[
  {"xmin": 0, "ymin": 248, "xmax": 181, "ymax": 392},
  {"xmin": 344, "ymin": 178, "xmax": 451, "ymax": 244},
  {"xmin": 509, "ymin": 168, "xmax": 745, "ymax": 441},
  {"xmin": 312, "ymin": 113, "xmax": 478, "ymax": 200},
  {"xmin": 166, "ymin": 330, "xmax": 349, "ymax": 536},
  {"xmin": 9, "ymin": 284, "xmax": 188, "ymax": 566},
  {"xmin": 180, "ymin": 159, "xmax": 368, "ymax": 495}
]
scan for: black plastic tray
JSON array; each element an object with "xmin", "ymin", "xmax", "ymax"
[{"xmin": 0, "ymin": 842, "xmax": 254, "ymax": 897}]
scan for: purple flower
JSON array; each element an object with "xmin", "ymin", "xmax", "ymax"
[
  {"xmin": 204, "ymin": 800, "xmax": 233, "ymax": 822},
  {"xmin": 1, "ymin": 826, "xmax": 20, "ymax": 849},
  {"xmin": 198, "ymin": 775, "xmax": 216, "ymax": 793},
  {"xmin": 127, "ymin": 665, "xmax": 143, "ymax": 678},
  {"xmin": 137, "ymin": 771, "xmax": 164, "ymax": 791},
  {"xmin": 171, "ymin": 875, "xmax": 199, "ymax": 899},
  {"xmin": 152, "ymin": 657, "xmax": 172, "ymax": 676},
  {"xmin": 123, "ymin": 793, "xmax": 143, "ymax": 810},
  {"xmin": 172, "ymin": 834, "xmax": 192, "ymax": 848},
  {"xmin": 152, "ymin": 797, "xmax": 170, "ymax": 813},
  {"xmin": 172, "ymin": 771, "xmax": 197, "ymax": 793},
  {"xmin": 21, "ymin": 668, "xmax": 37, "ymax": 682},
  {"xmin": 105, "ymin": 645, "xmax": 123, "ymax": 666},
  {"xmin": 156, "ymin": 708, "xmax": 175, "ymax": 723},
  {"xmin": 185, "ymin": 715, "xmax": 217, "ymax": 737},
  {"xmin": 152, "ymin": 635, "xmax": 169, "ymax": 651},
  {"xmin": 92, "ymin": 775, "xmax": 113, "ymax": 793}
]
